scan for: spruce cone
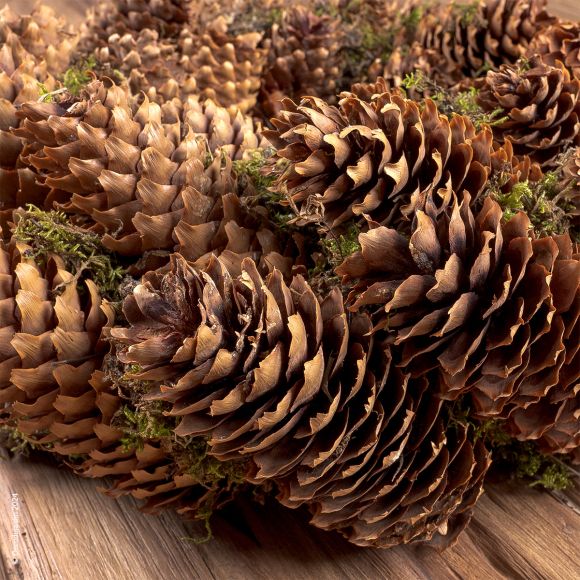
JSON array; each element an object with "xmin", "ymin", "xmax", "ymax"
[
  {"xmin": 528, "ymin": 21, "xmax": 580, "ymax": 79},
  {"xmin": 79, "ymin": 371, "xmax": 246, "ymax": 516},
  {"xmin": 415, "ymin": 0, "xmax": 553, "ymax": 82},
  {"xmin": 109, "ymin": 253, "xmax": 490, "ymax": 548},
  {"xmin": 183, "ymin": 17, "xmax": 267, "ymax": 114},
  {"xmin": 264, "ymin": 91, "xmax": 497, "ymax": 231},
  {"xmin": 13, "ymin": 81, "xmax": 295, "ymax": 274},
  {"xmin": 0, "ymin": 242, "xmax": 114, "ymax": 455},
  {"xmin": 476, "ymin": 57, "xmax": 580, "ymax": 167},
  {"xmin": 82, "ymin": 0, "xmax": 191, "ymax": 47},
  {"xmin": 337, "ymin": 193, "xmax": 580, "ymax": 461},
  {"xmin": 258, "ymin": 6, "xmax": 343, "ymax": 117},
  {"xmin": 0, "ymin": 6, "xmax": 78, "ymax": 235}
]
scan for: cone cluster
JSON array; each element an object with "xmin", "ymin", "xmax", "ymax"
[{"xmin": 0, "ymin": 0, "xmax": 578, "ymax": 551}]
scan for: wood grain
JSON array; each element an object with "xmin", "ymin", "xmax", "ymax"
[
  {"xmin": 1, "ymin": 456, "xmax": 579, "ymax": 580},
  {"xmin": 0, "ymin": 0, "xmax": 579, "ymax": 578}
]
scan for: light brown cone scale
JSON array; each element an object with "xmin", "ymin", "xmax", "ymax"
[
  {"xmin": 109, "ymin": 253, "xmax": 490, "ymax": 547},
  {"xmin": 337, "ymin": 193, "xmax": 580, "ymax": 460},
  {"xmin": 477, "ymin": 56, "xmax": 580, "ymax": 167},
  {"xmin": 258, "ymin": 6, "xmax": 343, "ymax": 117},
  {"xmin": 0, "ymin": 242, "xmax": 114, "ymax": 455},
  {"xmin": 13, "ymin": 80, "xmax": 297, "ymax": 275},
  {"xmin": 184, "ymin": 17, "xmax": 267, "ymax": 114},
  {"xmin": 264, "ymin": 90, "xmax": 502, "ymax": 231}
]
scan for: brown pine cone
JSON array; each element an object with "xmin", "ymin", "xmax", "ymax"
[
  {"xmin": 258, "ymin": 6, "xmax": 343, "ymax": 117},
  {"xmin": 413, "ymin": 0, "xmax": 554, "ymax": 83},
  {"xmin": 81, "ymin": 0, "xmax": 191, "ymax": 47},
  {"xmin": 75, "ymin": 371, "xmax": 247, "ymax": 517},
  {"xmin": 109, "ymin": 252, "xmax": 491, "ymax": 547},
  {"xmin": 528, "ymin": 21, "xmax": 580, "ymax": 79},
  {"xmin": 92, "ymin": 28, "xmax": 196, "ymax": 104},
  {"xmin": 0, "ymin": 6, "xmax": 78, "ymax": 236},
  {"xmin": 13, "ymin": 81, "xmax": 292, "ymax": 274},
  {"xmin": 182, "ymin": 17, "xmax": 267, "ymax": 114},
  {"xmin": 1, "ymin": 5, "xmax": 79, "ymax": 76},
  {"xmin": 477, "ymin": 56, "xmax": 580, "ymax": 167},
  {"xmin": 336, "ymin": 193, "xmax": 580, "ymax": 461},
  {"xmin": 0, "ymin": 242, "xmax": 114, "ymax": 455},
  {"xmin": 264, "ymin": 90, "xmax": 497, "ymax": 231}
]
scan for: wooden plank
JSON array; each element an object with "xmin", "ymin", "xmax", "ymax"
[{"xmin": 1, "ymin": 456, "xmax": 579, "ymax": 580}]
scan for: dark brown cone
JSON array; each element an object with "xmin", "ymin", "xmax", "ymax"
[
  {"xmin": 411, "ymin": 0, "xmax": 554, "ymax": 84},
  {"xmin": 258, "ymin": 6, "xmax": 343, "ymax": 117},
  {"xmin": 528, "ymin": 21, "xmax": 580, "ymax": 79},
  {"xmin": 477, "ymin": 56, "xmax": 580, "ymax": 167},
  {"xmin": 505, "ymin": 261, "xmax": 579, "ymax": 461},
  {"xmin": 336, "ymin": 193, "xmax": 580, "ymax": 460},
  {"xmin": 0, "ymin": 6, "xmax": 78, "ymax": 235},
  {"xmin": 264, "ymin": 90, "xmax": 498, "ymax": 231},
  {"xmin": 12, "ymin": 81, "xmax": 299, "ymax": 276},
  {"xmin": 0, "ymin": 242, "xmax": 115, "ymax": 455},
  {"xmin": 81, "ymin": 0, "xmax": 192, "ymax": 48},
  {"xmin": 109, "ymin": 253, "xmax": 491, "ymax": 548}
]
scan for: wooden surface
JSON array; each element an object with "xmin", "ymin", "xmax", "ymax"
[
  {"xmin": 0, "ymin": 0, "xmax": 579, "ymax": 579},
  {"xmin": 1, "ymin": 455, "xmax": 579, "ymax": 580}
]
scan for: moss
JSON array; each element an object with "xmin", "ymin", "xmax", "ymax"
[
  {"xmin": 234, "ymin": 148, "xmax": 295, "ymax": 229},
  {"xmin": 401, "ymin": 73, "xmax": 508, "ymax": 130},
  {"xmin": 114, "ymin": 402, "xmax": 175, "ymax": 452},
  {"xmin": 13, "ymin": 205, "xmax": 125, "ymax": 300},
  {"xmin": 450, "ymin": 0, "xmax": 482, "ymax": 27},
  {"xmin": 62, "ymin": 55, "xmax": 96, "ymax": 96},
  {"xmin": 0, "ymin": 424, "xmax": 53, "ymax": 457},
  {"xmin": 490, "ymin": 162, "xmax": 577, "ymax": 238},
  {"xmin": 321, "ymin": 224, "xmax": 361, "ymax": 268},
  {"xmin": 475, "ymin": 419, "xmax": 574, "ymax": 491}
]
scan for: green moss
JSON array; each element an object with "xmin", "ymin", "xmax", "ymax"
[
  {"xmin": 114, "ymin": 403, "xmax": 174, "ymax": 452},
  {"xmin": 13, "ymin": 205, "xmax": 125, "ymax": 300},
  {"xmin": 401, "ymin": 73, "xmax": 508, "ymax": 130},
  {"xmin": 321, "ymin": 224, "xmax": 361, "ymax": 267},
  {"xmin": 475, "ymin": 419, "xmax": 574, "ymax": 491},
  {"xmin": 450, "ymin": 0, "xmax": 481, "ymax": 27},
  {"xmin": 490, "ymin": 163, "xmax": 577, "ymax": 238},
  {"xmin": 0, "ymin": 424, "xmax": 53, "ymax": 456},
  {"xmin": 234, "ymin": 148, "xmax": 294, "ymax": 229},
  {"xmin": 62, "ymin": 55, "xmax": 96, "ymax": 96}
]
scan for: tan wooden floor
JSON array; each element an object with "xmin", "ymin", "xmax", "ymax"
[{"xmin": 1, "ymin": 0, "xmax": 579, "ymax": 578}]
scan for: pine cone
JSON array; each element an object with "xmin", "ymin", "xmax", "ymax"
[
  {"xmin": 258, "ymin": 6, "xmax": 343, "ymax": 117},
  {"xmin": 183, "ymin": 17, "xmax": 267, "ymax": 114},
  {"xmin": 82, "ymin": 0, "xmax": 191, "ymax": 47},
  {"xmin": 476, "ymin": 56, "xmax": 580, "ymax": 166},
  {"xmin": 79, "ymin": 372, "xmax": 246, "ymax": 515},
  {"xmin": 412, "ymin": 0, "xmax": 554, "ymax": 83},
  {"xmin": 1, "ymin": 5, "xmax": 78, "ymax": 76},
  {"xmin": 337, "ymin": 193, "xmax": 580, "ymax": 461},
  {"xmin": 0, "ymin": 242, "xmax": 114, "ymax": 455},
  {"xmin": 0, "ymin": 6, "xmax": 78, "ymax": 235},
  {"xmin": 528, "ymin": 21, "xmax": 580, "ymax": 79},
  {"xmin": 264, "ymin": 91, "xmax": 497, "ymax": 231},
  {"xmin": 109, "ymin": 253, "xmax": 490, "ymax": 548},
  {"xmin": 13, "ymin": 81, "xmax": 291, "ymax": 273}
]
